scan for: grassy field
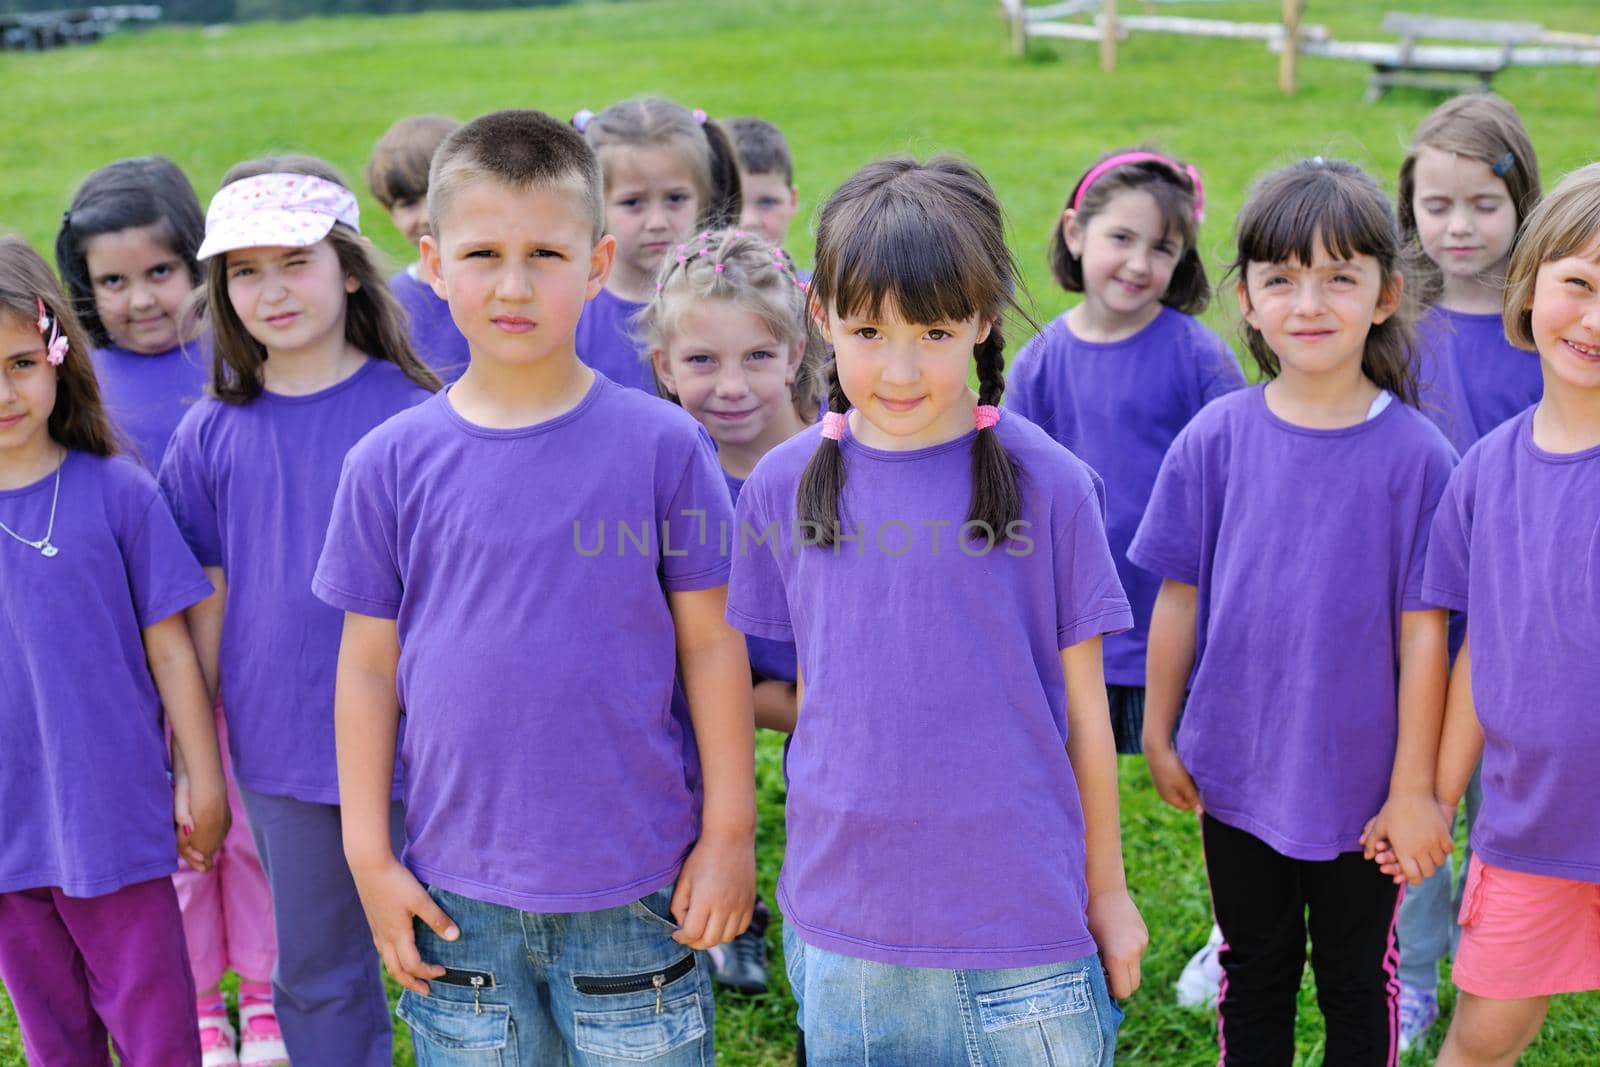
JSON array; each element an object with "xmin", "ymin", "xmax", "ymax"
[{"xmin": 4, "ymin": 0, "xmax": 1599, "ymax": 1062}]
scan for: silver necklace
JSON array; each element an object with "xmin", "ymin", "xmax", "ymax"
[{"xmin": 0, "ymin": 455, "xmax": 63, "ymax": 558}]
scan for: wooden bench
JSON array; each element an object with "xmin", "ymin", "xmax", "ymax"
[{"xmin": 1306, "ymin": 13, "xmax": 1547, "ymax": 102}]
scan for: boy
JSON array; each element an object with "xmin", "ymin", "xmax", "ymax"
[
  {"xmin": 317, "ymin": 109, "xmax": 757, "ymax": 1064},
  {"xmin": 727, "ymin": 116, "xmax": 800, "ymax": 248},
  {"xmin": 366, "ymin": 114, "xmax": 471, "ymax": 382}
]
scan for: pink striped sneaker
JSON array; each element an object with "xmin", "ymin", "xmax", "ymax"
[
  {"xmin": 238, "ymin": 1001, "xmax": 290, "ymax": 1067},
  {"xmin": 198, "ymin": 1014, "xmax": 239, "ymax": 1067}
]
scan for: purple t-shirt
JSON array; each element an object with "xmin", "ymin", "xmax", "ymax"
[
  {"xmin": 313, "ymin": 375, "xmax": 733, "ymax": 912},
  {"xmin": 1006, "ymin": 307, "xmax": 1244, "ymax": 686},
  {"xmin": 158, "ymin": 359, "xmax": 432, "ymax": 803},
  {"xmin": 726, "ymin": 416, "xmax": 1133, "ymax": 968},
  {"xmin": 724, "ymin": 471, "xmax": 798, "ymax": 684},
  {"xmin": 575, "ymin": 287, "xmax": 655, "ymax": 394},
  {"xmin": 92, "ymin": 339, "xmax": 212, "ymax": 472},
  {"xmin": 1128, "ymin": 386, "xmax": 1456, "ymax": 860},
  {"xmin": 1, "ymin": 452, "xmax": 212, "ymax": 897},
  {"xmin": 1415, "ymin": 306, "xmax": 1543, "ymax": 456},
  {"xmin": 1422, "ymin": 409, "xmax": 1600, "ymax": 883},
  {"xmin": 391, "ymin": 268, "xmax": 469, "ymax": 384}
]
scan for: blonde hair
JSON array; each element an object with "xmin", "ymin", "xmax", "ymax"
[
  {"xmin": 583, "ymin": 99, "xmax": 742, "ymax": 232},
  {"xmin": 637, "ymin": 227, "xmax": 824, "ymax": 414},
  {"xmin": 1503, "ymin": 162, "xmax": 1600, "ymax": 351}
]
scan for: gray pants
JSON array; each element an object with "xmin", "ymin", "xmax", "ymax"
[{"xmin": 1395, "ymin": 767, "xmax": 1482, "ymax": 991}]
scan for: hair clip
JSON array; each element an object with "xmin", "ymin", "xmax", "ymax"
[
  {"xmin": 60, "ymin": 210, "xmax": 72, "ymax": 228},
  {"xmin": 1492, "ymin": 152, "xmax": 1517, "ymax": 178},
  {"xmin": 714, "ymin": 263, "xmax": 725, "ymax": 273},
  {"xmin": 820, "ymin": 411, "xmax": 847, "ymax": 440},
  {"xmin": 571, "ymin": 109, "xmax": 595, "ymax": 133},
  {"xmin": 974, "ymin": 405, "xmax": 1000, "ymax": 431},
  {"xmin": 692, "ymin": 108, "xmax": 708, "ymax": 126},
  {"xmin": 35, "ymin": 297, "xmax": 67, "ymax": 366}
]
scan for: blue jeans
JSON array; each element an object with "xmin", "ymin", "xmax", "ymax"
[
  {"xmin": 1395, "ymin": 765, "xmax": 1483, "ymax": 990},
  {"xmin": 398, "ymin": 885, "xmax": 714, "ymax": 1066},
  {"xmin": 782, "ymin": 924, "xmax": 1121, "ymax": 1066}
]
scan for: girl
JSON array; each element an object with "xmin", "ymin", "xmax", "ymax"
[
  {"xmin": 1007, "ymin": 146, "xmax": 1244, "ymax": 756},
  {"xmin": 158, "ymin": 157, "xmax": 439, "ymax": 1067},
  {"xmin": 55, "ymin": 156, "xmax": 211, "ymax": 470},
  {"xmin": 1390, "ymin": 92, "xmax": 1543, "ymax": 1050},
  {"xmin": 0, "ymin": 236, "xmax": 227, "ymax": 1066},
  {"xmin": 641, "ymin": 227, "xmax": 825, "ymax": 998},
  {"xmin": 1131, "ymin": 158, "xmax": 1457, "ymax": 1065},
  {"xmin": 727, "ymin": 156, "xmax": 1146, "ymax": 1065},
  {"xmin": 57, "ymin": 154, "xmax": 287, "ymax": 1067},
  {"xmin": 574, "ymin": 98, "xmax": 742, "ymax": 393},
  {"xmin": 1400, "ymin": 93, "xmax": 1543, "ymax": 456},
  {"xmin": 1384, "ymin": 162, "xmax": 1600, "ymax": 1067}
]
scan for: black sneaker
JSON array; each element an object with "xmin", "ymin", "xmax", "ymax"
[{"xmin": 709, "ymin": 906, "xmax": 770, "ymax": 994}]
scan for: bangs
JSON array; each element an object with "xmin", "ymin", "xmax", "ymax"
[{"xmin": 1238, "ymin": 168, "xmax": 1396, "ymax": 269}]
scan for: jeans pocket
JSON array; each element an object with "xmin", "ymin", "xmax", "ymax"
[
  {"xmin": 398, "ymin": 989, "xmax": 517, "ymax": 1065},
  {"xmin": 572, "ymin": 983, "xmax": 708, "ymax": 1062},
  {"xmin": 975, "ymin": 968, "xmax": 1104, "ymax": 1066},
  {"xmin": 628, "ymin": 886, "xmax": 681, "ymax": 934}
]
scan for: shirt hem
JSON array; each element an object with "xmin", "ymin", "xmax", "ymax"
[
  {"xmin": 1419, "ymin": 582, "xmax": 1468, "ymax": 613},
  {"xmin": 1472, "ymin": 843, "xmax": 1600, "ymax": 885},
  {"xmin": 661, "ymin": 562, "xmax": 731, "ymax": 593},
  {"xmin": 727, "ymin": 605, "xmax": 795, "ymax": 642},
  {"xmin": 1058, "ymin": 604, "xmax": 1134, "ymax": 650},
  {"xmin": 409, "ymin": 859, "xmax": 683, "ymax": 914},
  {"xmin": 1124, "ymin": 548, "xmax": 1198, "ymax": 587},
  {"xmin": 139, "ymin": 578, "xmax": 218, "ymax": 629},
  {"xmin": 1199, "ymin": 804, "xmax": 1361, "ymax": 862},
  {"xmin": 0, "ymin": 857, "xmax": 179, "ymax": 900},
  {"xmin": 310, "ymin": 575, "xmax": 401, "ymax": 620}
]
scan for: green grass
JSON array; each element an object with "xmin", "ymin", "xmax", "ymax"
[{"xmin": 3, "ymin": 0, "xmax": 1599, "ymax": 1062}]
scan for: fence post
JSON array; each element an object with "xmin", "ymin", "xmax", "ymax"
[
  {"xmin": 1101, "ymin": 0, "xmax": 1118, "ymax": 71},
  {"xmin": 1279, "ymin": 0, "xmax": 1302, "ymax": 94}
]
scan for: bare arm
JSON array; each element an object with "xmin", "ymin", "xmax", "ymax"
[
  {"xmin": 1434, "ymin": 635, "xmax": 1482, "ymax": 811},
  {"xmin": 145, "ymin": 612, "xmax": 228, "ymax": 870},
  {"xmin": 1142, "ymin": 579, "xmax": 1201, "ymax": 812},
  {"xmin": 1062, "ymin": 637, "xmax": 1147, "ymax": 998},
  {"xmin": 185, "ymin": 566, "xmax": 226, "ymax": 702},
  {"xmin": 667, "ymin": 585, "xmax": 758, "ymax": 949},
  {"xmin": 753, "ymin": 679, "xmax": 798, "ymax": 734}
]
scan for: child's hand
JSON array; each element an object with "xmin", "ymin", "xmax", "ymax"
[
  {"xmin": 669, "ymin": 828, "xmax": 756, "ymax": 950},
  {"xmin": 1361, "ymin": 793, "xmax": 1451, "ymax": 887},
  {"xmin": 349, "ymin": 856, "xmax": 459, "ymax": 995},
  {"xmin": 1087, "ymin": 887, "xmax": 1148, "ymax": 999},
  {"xmin": 173, "ymin": 772, "xmax": 229, "ymax": 872},
  {"xmin": 1144, "ymin": 742, "xmax": 1203, "ymax": 814}
]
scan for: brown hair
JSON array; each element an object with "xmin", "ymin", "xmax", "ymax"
[
  {"xmin": 0, "ymin": 236, "xmax": 118, "ymax": 455},
  {"xmin": 726, "ymin": 116, "xmax": 795, "ymax": 185},
  {"xmin": 1502, "ymin": 162, "xmax": 1600, "ymax": 351},
  {"xmin": 802, "ymin": 155, "xmax": 1031, "ymax": 546},
  {"xmin": 637, "ymin": 227, "xmax": 825, "ymax": 415},
  {"xmin": 429, "ymin": 109, "xmax": 603, "ymax": 241},
  {"xmin": 366, "ymin": 114, "xmax": 461, "ymax": 210},
  {"xmin": 583, "ymin": 98, "xmax": 742, "ymax": 233},
  {"xmin": 1050, "ymin": 146, "xmax": 1210, "ymax": 315},
  {"xmin": 199, "ymin": 155, "xmax": 441, "ymax": 405},
  {"xmin": 1228, "ymin": 157, "xmax": 1420, "ymax": 406},
  {"xmin": 1398, "ymin": 94, "xmax": 1542, "ymax": 306}
]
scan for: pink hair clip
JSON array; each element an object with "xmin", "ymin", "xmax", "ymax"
[
  {"xmin": 571, "ymin": 109, "xmax": 596, "ymax": 133},
  {"xmin": 974, "ymin": 405, "xmax": 1000, "ymax": 431},
  {"xmin": 820, "ymin": 411, "xmax": 847, "ymax": 441},
  {"xmin": 692, "ymin": 108, "xmax": 708, "ymax": 126},
  {"xmin": 35, "ymin": 297, "xmax": 67, "ymax": 366},
  {"xmin": 713, "ymin": 263, "xmax": 725, "ymax": 273}
]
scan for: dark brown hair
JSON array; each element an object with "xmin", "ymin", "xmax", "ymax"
[
  {"xmin": 1228, "ymin": 157, "xmax": 1420, "ymax": 406},
  {"xmin": 1050, "ymin": 146, "xmax": 1210, "ymax": 315},
  {"xmin": 366, "ymin": 114, "xmax": 461, "ymax": 210},
  {"xmin": 1502, "ymin": 162, "xmax": 1600, "ymax": 350},
  {"xmin": 200, "ymin": 155, "xmax": 441, "ymax": 405},
  {"xmin": 802, "ymin": 155, "xmax": 1029, "ymax": 546},
  {"xmin": 0, "ymin": 236, "xmax": 118, "ymax": 455},
  {"xmin": 429, "ymin": 109, "xmax": 603, "ymax": 241},
  {"xmin": 726, "ymin": 116, "xmax": 795, "ymax": 185},
  {"xmin": 1397, "ymin": 94, "xmax": 1541, "ymax": 306},
  {"xmin": 54, "ymin": 156, "xmax": 205, "ymax": 348},
  {"xmin": 583, "ymin": 98, "xmax": 743, "ymax": 233}
]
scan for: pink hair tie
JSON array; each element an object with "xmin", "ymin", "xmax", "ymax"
[
  {"xmin": 820, "ymin": 411, "xmax": 847, "ymax": 441},
  {"xmin": 974, "ymin": 405, "xmax": 1000, "ymax": 431},
  {"xmin": 571, "ymin": 108, "xmax": 596, "ymax": 133},
  {"xmin": 713, "ymin": 263, "xmax": 725, "ymax": 273},
  {"xmin": 1072, "ymin": 151, "xmax": 1205, "ymax": 223},
  {"xmin": 692, "ymin": 108, "xmax": 708, "ymax": 126}
]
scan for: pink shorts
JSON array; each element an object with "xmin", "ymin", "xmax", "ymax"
[{"xmin": 1453, "ymin": 855, "xmax": 1600, "ymax": 999}]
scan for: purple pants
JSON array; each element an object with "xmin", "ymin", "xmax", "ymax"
[
  {"xmin": 240, "ymin": 787, "xmax": 404, "ymax": 1067},
  {"xmin": 0, "ymin": 876, "xmax": 200, "ymax": 1066}
]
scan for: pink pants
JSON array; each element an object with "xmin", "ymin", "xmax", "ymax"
[{"xmin": 173, "ymin": 704, "xmax": 277, "ymax": 991}]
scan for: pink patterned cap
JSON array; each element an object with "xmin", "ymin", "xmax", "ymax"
[{"xmin": 197, "ymin": 173, "xmax": 361, "ymax": 261}]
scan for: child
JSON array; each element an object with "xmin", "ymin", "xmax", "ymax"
[
  {"xmin": 313, "ymin": 109, "xmax": 756, "ymax": 1064},
  {"xmin": 55, "ymin": 156, "xmax": 211, "ymax": 470},
  {"xmin": 1390, "ymin": 91, "xmax": 1544, "ymax": 1050},
  {"xmin": 727, "ymin": 156, "xmax": 1146, "ymax": 1064},
  {"xmin": 1131, "ymin": 158, "xmax": 1458, "ymax": 1065},
  {"xmin": 0, "ymin": 236, "xmax": 227, "ymax": 1065},
  {"xmin": 1385, "ymin": 162, "xmax": 1600, "ymax": 1067},
  {"xmin": 726, "ymin": 116, "xmax": 801, "ymax": 248},
  {"xmin": 366, "ymin": 114, "xmax": 472, "ymax": 383},
  {"xmin": 57, "ymin": 154, "xmax": 288, "ymax": 1067},
  {"xmin": 641, "ymin": 227, "xmax": 825, "ymax": 997},
  {"xmin": 1007, "ymin": 147, "xmax": 1243, "ymax": 757},
  {"xmin": 159, "ymin": 157, "xmax": 440, "ymax": 1067},
  {"xmin": 574, "ymin": 98, "xmax": 742, "ymax": 393}
]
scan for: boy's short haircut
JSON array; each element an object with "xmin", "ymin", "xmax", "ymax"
[
  {"xmin": 726, "ymin": 117, "xmax": 794, "ymax": 186},
  {"xmin": 427, "ymin": 109, "xmax": 604, "ymax": 242},
  {"xmin": 366, "ymin": 115, "xmax": 462, "ymax": 209}
]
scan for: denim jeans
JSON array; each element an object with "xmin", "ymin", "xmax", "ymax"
[
  {"xmin": 1395, "ymin": 765, "xmax": 1483, "ymax": 990},
  {"xmin": 782, "ymin": 923, "xmax": 1121, "ymax": 1066},
  {"xmin": 398, "ymin": 884, "xmax": 714, "ymax": 1066}
]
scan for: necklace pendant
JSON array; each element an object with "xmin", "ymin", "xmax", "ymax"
[{"xmin": 39, "ymin": 542, "xmax": 58, "ymax": 558}]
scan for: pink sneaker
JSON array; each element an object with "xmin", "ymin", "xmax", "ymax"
[
  {"xmin": 237, "ymin": 1002, "xmax": 290, "ymax": 1067},
  {"xmin": 198, "ymin": 1014, "xmax": 239, "ymax": 1067}
]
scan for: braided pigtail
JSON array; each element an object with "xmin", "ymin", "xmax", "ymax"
[
  {"xmin": 796, "ymin": 359, "xmax": 851, "ymax": 545},
  {"xmin": 969, "ymin": 324, "xmax": 1022, "ymax": 541}
]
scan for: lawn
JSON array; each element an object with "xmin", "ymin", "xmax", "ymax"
[{"xmin": 3, "ymin": 0, "xmax": 1598, "ymax": 1062}]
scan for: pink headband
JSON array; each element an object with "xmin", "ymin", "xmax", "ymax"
[
  {"xmin": 197, "ymin": 173, "xmax": 361, "ymax": 260},
  {"xmin": 1072, "ymin": 152, "xmax": 1205, "ymax": 223}
]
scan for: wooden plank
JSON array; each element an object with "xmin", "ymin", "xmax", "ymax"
[
  {"xmin": 1280, "ymin": 0, "xmax": 1302, "ymax": 94},
  {"xmin": 1101, "ymin": 0, "xmax": 1118, "ymax": 71},
  {"xmin": 1381, "ymin": 12, "xmax": 1542, "ymax": 44},
  {"xmin": 1027, "ymin": 21, "xmax": 1108, "ymax": 42},
  {"xmin": 1106, "ymin": 13, "xmax": 1327, "ymax": 42}
]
